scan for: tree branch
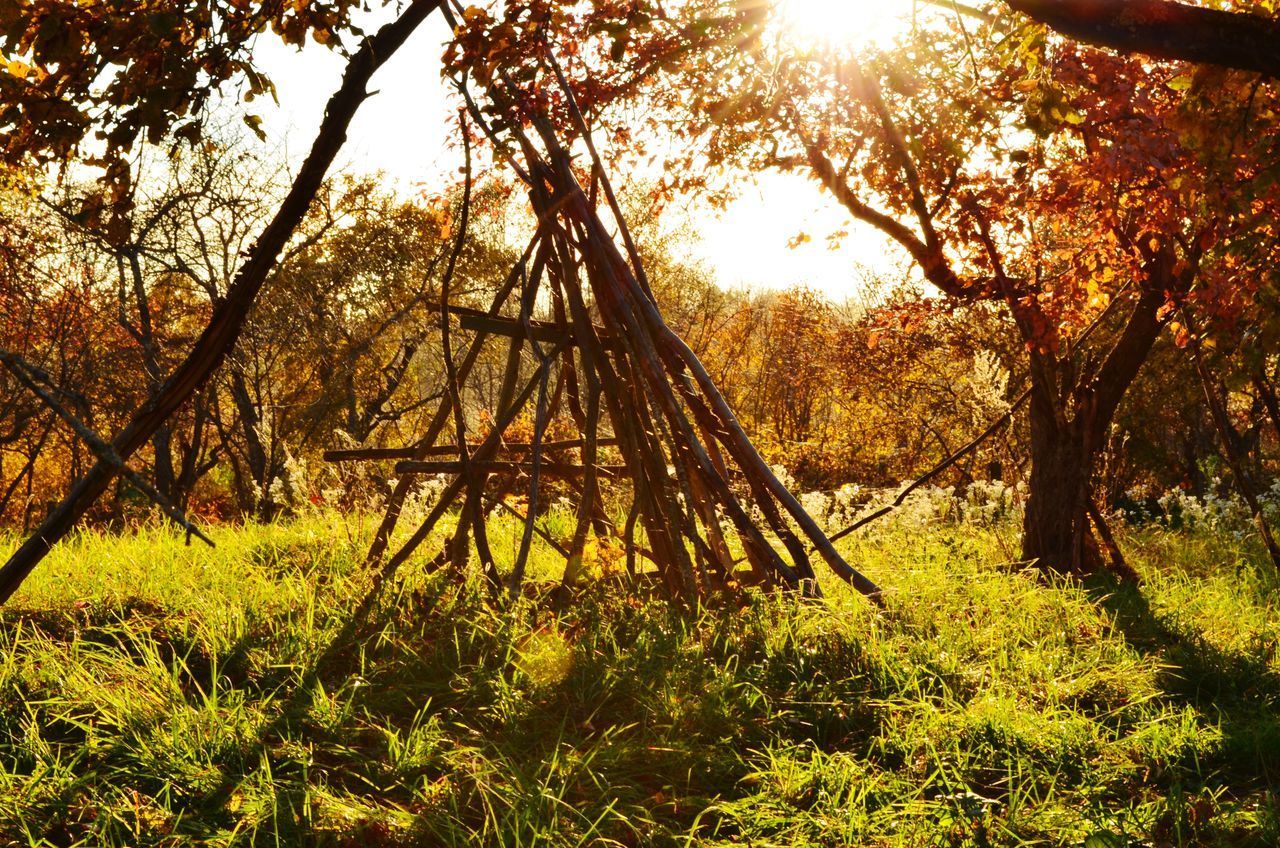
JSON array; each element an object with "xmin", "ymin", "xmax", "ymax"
[
  {"xmin": 0, "ymin": 0, "xmax": 443, "ymax": 604},
  {"xmin": 1005, "ymin": 0, "xmax": 1280, "ymax": 77}
]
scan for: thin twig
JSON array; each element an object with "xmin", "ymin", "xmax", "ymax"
[{"xmin": 0, "ymin": 349, "xmax": 214, "ymax": 547}]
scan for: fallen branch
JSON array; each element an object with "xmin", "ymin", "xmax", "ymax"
[
  {"xmin": 829, "ymin": 387, "xmax": 1031, "ymax": 544},
  {"xmin": 825, "ymin": 281, "xmax": 1136, "ymax": 545}
]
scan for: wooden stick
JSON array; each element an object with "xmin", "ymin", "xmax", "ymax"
[
  {"xmin": 324, "ymin": 437, "xmax": 618, "ymax": 463},
  {"xmin": 432, "ymin": 304, "xmax": 623, "ymax": 350},
  {"xmin": 0, "ymin": 350, "xmax": 214, "ymax": 547},
  {"xmin": 363, "ymin": 230, "xmax": 548, "ymax": 568},
  {"xmin": 394, "ymin": 460, "xmax": 626, "ymax": 478},
  {"xmin": 438, "ymin": 118, "xmax": 501, "ymax": 590},
  {"xmin": 1086, "ymin": 500, "xmax": 1141, "ymax": 584},
  {"xmin": 829, "ymin": 387, "xmax": 1032, "ymax": 544},
  {"xmin": 379, "ymin": 339, "xmax": 570, "ymax": 579}
]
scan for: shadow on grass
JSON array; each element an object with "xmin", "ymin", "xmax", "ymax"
[
  {"xmin": 82, "ymin": 577, "xmax": 755, "ymax": 845},
  {"xmin": 9, "ymin": 543, "xmax": 1280, "ymax": 847},
  {"xmin": 0, "ymin": 570, "xmax": 441, "ymax": 844},
  {"xmin": 1090, "ymin": 576, "xmax": 1280, "ymax": 788}
]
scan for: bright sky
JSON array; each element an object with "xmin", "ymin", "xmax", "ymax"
[{"xmin": 248, "ymin": 2, "xmax": 918, "ymax": 300}]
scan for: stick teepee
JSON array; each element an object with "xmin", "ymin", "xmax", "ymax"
[{"xmin": 330, "ymin": 43, "xmax": 882, "ymax": 604}]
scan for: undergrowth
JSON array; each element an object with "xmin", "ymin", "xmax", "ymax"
[{"xmin": 0, "ymin": 512, "xmax": 1276, "ymax": 846}]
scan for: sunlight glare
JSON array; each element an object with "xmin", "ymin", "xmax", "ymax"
[{"xmin": 774, "ymin": 0, "xmax": 916, "ymax": 51}]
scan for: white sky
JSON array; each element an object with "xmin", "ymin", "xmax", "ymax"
[{"xmin": 247, "ymin": 5, "xmax": 915, "ymax": 300}]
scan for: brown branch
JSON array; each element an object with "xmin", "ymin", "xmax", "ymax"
[
  {"xmin": 1252, "ymin": 363, "xmax": 1280, "ymax": 441},
  {"xmin": 854, "ymin": 63, "xmax": 944, "ymax": 258},
  {"xmin": 0, "ymin": 350, "xmax": 213, "ymax": 547},
  {"xmin": 0, "ymin": 0, "xmax": 443, "ymax": 604},
  {"xmin": 802, "ymin": 136, "xmax": 967, "ymax": 298},
  {"xmin": 437, "ymin": 306, "xmax": 624, "ymax": 350},
  {"xmin": 1181, "ymin": 308, "xmax": 1280, "ymax": 573},
  {"xmin": 362, "ymin": 224, "xmax": 557, "ymax": 569},
  {"xmin": 1089, "ymin": 287, "xmax": 1172, "ymax": 443},
  {"xmin": 324, "ymin": 437, "xmax": 620, "ymax": 463},
  {"xmin": 1086, "ymin": 499, "xmax": 1141, "ymax": 583},
  {"xmin": 1004, "ymin": 0, "xmax": 1280, "ymax": 77},
  {"xmin": 829, "ymin": 387, "xmax": 1031, "ymax": 543},
  {"xmin": 378, "ymin": 339, "xmax": 570, "ymax": 580}
]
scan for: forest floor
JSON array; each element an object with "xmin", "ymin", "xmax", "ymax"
[{"xmin": 0, "ymin": 510, "xmax": 1277, "ymax": 847}]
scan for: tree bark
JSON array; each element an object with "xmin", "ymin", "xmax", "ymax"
[
  {"xmin": 1021, "ymin": 287, "xmax": 1168, "ymax": 575},
  {"xmin": 1254, "ymin": 362, "xmax": 1280, "ymax": 442},
  {"xmin": 1004, "ymin": 0, "xmax": 1280, "ymax": 78},
  {"xmin": 227, "ymin": 364, "xmax": 277, "ymax": 520},
  {"xmin": 1021, "ymin": 397, "xmax": 1100, "ymax": 573},
  {"xmin": 1185, "ymin": 323, "xmax": 1280, "ymax": 572}
]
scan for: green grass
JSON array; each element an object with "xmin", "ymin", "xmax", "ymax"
[{"xmin": 0, "ymin": 510, "xmax": 1277, "ymax": 846}]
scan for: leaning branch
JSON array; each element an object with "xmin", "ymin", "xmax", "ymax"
[
  {"xmin": 0, "ymin": 0, "xmax": 442, "ymax": 605},
  {"xmin": 825, "ymin": 280, "xmax": 1134, "ymax": 544},
  {"xmin": 829, "ymin": 386, "xmax": 1030, "ymax": 544},
  {"xmin": 0, "ymin": 350, "xmax": 213, "ymax": 547}
]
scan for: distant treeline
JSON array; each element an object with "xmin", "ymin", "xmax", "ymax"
[{"xmin": 1, "ymin": 144, "xmax": 1274, "ymax": 529}]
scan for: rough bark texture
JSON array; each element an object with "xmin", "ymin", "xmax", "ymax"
[
  {"xmin": 1021, "ymin": 399, "xmax": 1098, "ymax": 573},
  {"xmin": 1005, "ymin": 0, "xmax": 1280, "ymax": 77},
  {"xmin": 1020, "ymin": 287, "xmax": 1169, "ymax": 574}
]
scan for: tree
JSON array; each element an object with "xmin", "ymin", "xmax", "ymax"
[
  {"xmin": 4, "ymin": 0, "xmax": 1278, "ymax": 600},
  {"xmin": 507, "ymin": 0, "xmax": 1280, "ymax": 572},
  {"xmin": 0, "ymin": 165, "xmax": 124, "ymax": 524},
  {"xmin": 0, "ymin": 0, "xmax": 445, "ymax": 602},
  {"xmin": 0, "ymin": 1, "xmax": 369, "ymax": 170},
  {"xmin": 40, "ymin": 140, "xmax": 276, "ymax": 511},
  {"xmin": 217, "ymin": 176, "xmax": 516, "ymax": 518}
]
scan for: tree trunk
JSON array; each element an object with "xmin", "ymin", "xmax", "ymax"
[
  {"xmin": 152, "ymin": 427, "xmax": 176, "ymax": 503},
  {"xmin": 1021, "ymin": 394, "xmax": 1100, "ymax": 573},
  {"xmin": 1254, "ymin": 363, "xmax": 1280, "ymax": 443},
  {"xmin": 228, "ymin": 365, "xmax": 278, "ymax": 520},
  {"xmin": 1020, "ymin": 284, "xmax": 1171, "ymax": 577}
]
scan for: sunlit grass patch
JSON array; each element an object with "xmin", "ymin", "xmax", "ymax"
[{"xmin": 0, "ymin": 514, "xmax": 1276, "ymax": 845}]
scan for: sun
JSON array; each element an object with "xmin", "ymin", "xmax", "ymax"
[{"xmin": 773, "ymin": 0, "xmax": 917, "ymax": 52}]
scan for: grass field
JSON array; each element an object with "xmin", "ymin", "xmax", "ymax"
[{"xmin": 0, "ymin": 510, "xmax": 1277, "ymax": 846}]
